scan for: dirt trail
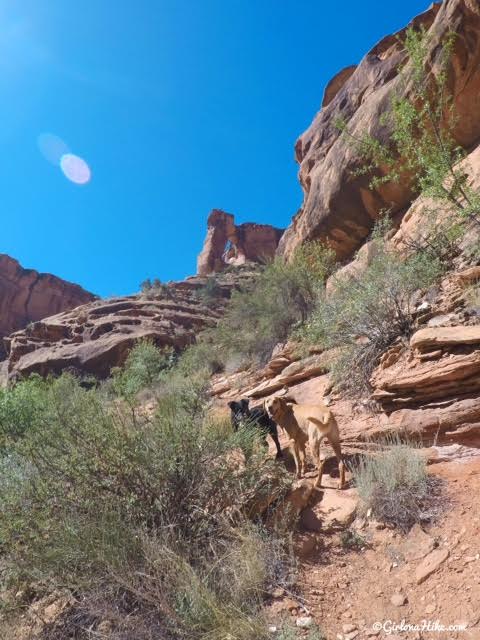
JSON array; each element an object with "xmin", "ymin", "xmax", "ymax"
[{"xmin": 268, "ymin": 458, "xmax": 480, "ymax": 640}]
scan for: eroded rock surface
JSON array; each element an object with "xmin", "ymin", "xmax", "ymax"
[
  {"xmin": 197, "ymin": 209, "xmax": 284, "ymax": 275},
  {"xmin": 0, "ymin": 254, "xmax": 94, "ymax": 357},
  {"xmin": 279, "ymin": 0, "xmax": 480, "ymax": 261},
  {"xmin": 5, "ymin": 277, "xmax": 228, "ymax": 380}
]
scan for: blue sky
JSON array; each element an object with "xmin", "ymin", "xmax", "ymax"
[{"xmin": 0, "ymin": 0, "xmax": 429, "ymax": 297}]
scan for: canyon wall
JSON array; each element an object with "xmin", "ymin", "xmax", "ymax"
[
  {"xmin": 0, "ymin": 254, "xmax": 94, "ymax": 358},
  {"xmin": 278, "ymin": 0, "xmax": 480, "ymax": 260}
]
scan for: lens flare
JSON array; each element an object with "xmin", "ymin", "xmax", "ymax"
[
  {"xmin": 38, "ymin": 132, "xmax": 91, "ymax": 185},
  {"xmin": 60, "ymin": 153, "xmax": 91, "ymax": 185},
  {"xmin": 37, "ymin": 133, "xmax": 70, "ymax": 165}
]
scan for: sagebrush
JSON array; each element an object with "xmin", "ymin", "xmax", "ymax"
[
  {"xmin": 0, "ymin": 344, "xmax": 294, "ymax": 640},
  {"xmin": 353, "ymin": 436, "xmax": 441, "ymax": 532}
]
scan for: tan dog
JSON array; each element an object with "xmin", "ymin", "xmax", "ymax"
[{"xmin": 264, "ymin": 396, "xmax": 345, "ymax": 489}]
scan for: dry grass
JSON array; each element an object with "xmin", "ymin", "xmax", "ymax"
[{"xmin": 352, "ymin": 436, "xmax": 443, "ymax": 532}]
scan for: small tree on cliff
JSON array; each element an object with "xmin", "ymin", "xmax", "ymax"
[{"xmin": 337, "ymin": 26, "xmax": 480, "ymax": 255}]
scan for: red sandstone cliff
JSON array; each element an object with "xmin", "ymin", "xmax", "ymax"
[
  {"xmin": 197, "ymin": 209, "xmax": 284, "ymax": 275},
  {"xmin": 278, "ymin": 0, "xmax": 480, "ymax": 260},
  {"xmin": 0, "ymin": 254, "xmax": 95, "ymax": 357}
]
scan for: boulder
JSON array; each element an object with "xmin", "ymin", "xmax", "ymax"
[{"xmin": 300, "ymin": 487, "xmax": 358, "ymax": 532}]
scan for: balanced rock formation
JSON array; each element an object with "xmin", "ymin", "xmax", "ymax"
[
  {"xmin": 279, "ymin": 0, "xmax": 480, "ymax": 261},
  {"xmin": 0, "ymin": 254, "xmax": 94, "ymax": 358},
  {"xmin": 197, "ymin": 209, "xmax": 284, "ymax": 275},
  {"xmin": 4, "ymin": 274, "xmax": 241, "ymax": 380}
]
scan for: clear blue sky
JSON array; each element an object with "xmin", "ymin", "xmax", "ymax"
[{"xmin": 0, "ymin": 0, "xmax": 430, "ymax": 297}]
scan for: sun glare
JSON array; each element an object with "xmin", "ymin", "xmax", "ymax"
[
  {"xmin": 38, "ymin": 132, "xmax": 91, "ymax": 185},
  {"xmin": 60, "ymin": 153, "xmax": 91, "ymax": 185}
]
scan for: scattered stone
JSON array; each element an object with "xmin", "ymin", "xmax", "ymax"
[
  {"xmin": 296, "ymin": 616, "xmax": 313, "ymax": 629},
  {"xmin": 301, "ymin": 488, "xmax": 359, "ymax": 532},
  {"xmin": 365, "ymin": 629, "xmax": 380, "ymax": 637},
  {"xmin": 401, "ymin": 524, "xmax": 436, "ymax": 562},
  {"xmin": 345, "ymin": 632, "xmax": 359, "ymax": 640},
  {"xmin": 390, "ymin": 593, "xmax": 407, "ymax": 607},
  {"xmin": 272, "ymin": 588, "xmax": 284, "ymax": 599},
  {"xmin": 415, "ymin": 547, "xmax": 449, "ymax": 584},
  {"xmin": 425, "ymin": 603, "xmax": 436, "ymax": 614},
  {"xmin": 464, "ymin": 556, "xmax": 477, "ymax": 564},
  {"xmin": 342, "ymin": 623, "xmax": 358, "ymax": 633},
  {"xmin": 283, "ymin": 598, "xmax": 299, "ymax": 612}
]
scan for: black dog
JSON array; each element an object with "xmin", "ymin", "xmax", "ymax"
[{"xmin": 228, "ymin": 398, "xmax": 283, "ymax": 459}]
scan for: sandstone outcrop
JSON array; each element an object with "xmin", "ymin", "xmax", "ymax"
[
  {"xmin": 0, "ymin": 254, "xmax": 94, "ymax": 357},
  {"xmin": 278, "ymin": 0, "xmax": 480, "ymax": 261},
  {"xmin": 197, "ymin": 209, "xmax": 284, "ymax": 275},
  {"xmin": 4, "ymin": 277, "xmax": 228, "ymax": 380}
]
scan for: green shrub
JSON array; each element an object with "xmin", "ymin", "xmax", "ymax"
[
  {"xmin": 139, "ymin": 277, "xmax": 171, "ymax": 298},
  {"xmin": 0, "ymin": 366, "xmax": 292, "ymax": 639},
  {"xmin": 195, "ymin": 276, "xmax": 223, "ymax": 303},
  {"xmin": 0, "ymin": 375, "xmax": 52, "ymax": 451},
  {"xmin": 301, "ymin": 230, "xmax": 442, "ymax": 395},
  {"xmin": 352, "ymin": 437, "xmax": 438, "ymax": 532},
  {"xmin": 338, "ymin": 26, "xmax": 480, "ymax": 238},
  {"xmin": 214, "ymin": 243, "xmax": 335, "ymax": 363},
  {"xmin": 111, "ymin": 339, "xmax": 175, "ymax": 400},
  {"xmin": 176, "ymin": 337, "xmax": 225, "ymax": 376}
]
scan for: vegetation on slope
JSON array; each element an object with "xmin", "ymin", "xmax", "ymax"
[{"xmin": 0, "ymin": 345, "xmax": 297, "ymax": 639}]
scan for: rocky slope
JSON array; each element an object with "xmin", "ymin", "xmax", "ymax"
[
  {"xmin": 4, "ymin": 270, "xmax": 254, "ymax": 380},
  {"xmin": 197, "ymin": 209, "xmax": 284, "ymax": 275},
  {"xmin": 278, "ymin": 0, "xmax": 480, "ymax": 261},
  {"xmin": 0, "ymin": 254, "xmax": 94, "ymax": 358}
]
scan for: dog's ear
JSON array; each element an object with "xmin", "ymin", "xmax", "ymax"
[
  {"xmin": 240, "ymin": 398, "xmax": 250, "ymax": 411},
  {"xmin": 228, "ymin": 401, "xmax": 238, "ymax": 411}
]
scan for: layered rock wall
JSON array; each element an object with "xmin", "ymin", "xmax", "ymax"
[{"xmin": 0, "ymin": 254, "xmax": 94, "ymax": 358}]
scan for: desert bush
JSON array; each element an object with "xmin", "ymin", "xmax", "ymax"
[
  {"xmin": 338, "ymin": 26, "xmax": 479, "ymax": 245},
  {"xmin": 352, "ymin": 437, "xmax": 439, "ymax": 532},
  {"xmin": 111, "ymin": 339, "xmax": 175, "ymax": 400},
  {"xmin": 139, "ymin": 277, "xmax": 152, "ymax": 293},
  {"xmin": 301, "ymin": 230, "xmax": 442, "ymax": 395},
  {"xmin": 0, "ymin": 364, "xmax": 292, "ymax": 639},
  {"xmin": 195, "ymin": 275, "xmax": 223, "ymax": 303},
  {"xmin": 176, "ymin": 337, "xmax": 225, "ymax": 376},
  {"xmin": 214, "ymin": 243, "xmax": 335, "ymax": 363},
  {"xmin": 0, "ymin": 375, "xmax": 52, "ymax": 451},
  {"xmin": 139, "ymin": 277, "xmax": 171, "ymax": 298}
]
